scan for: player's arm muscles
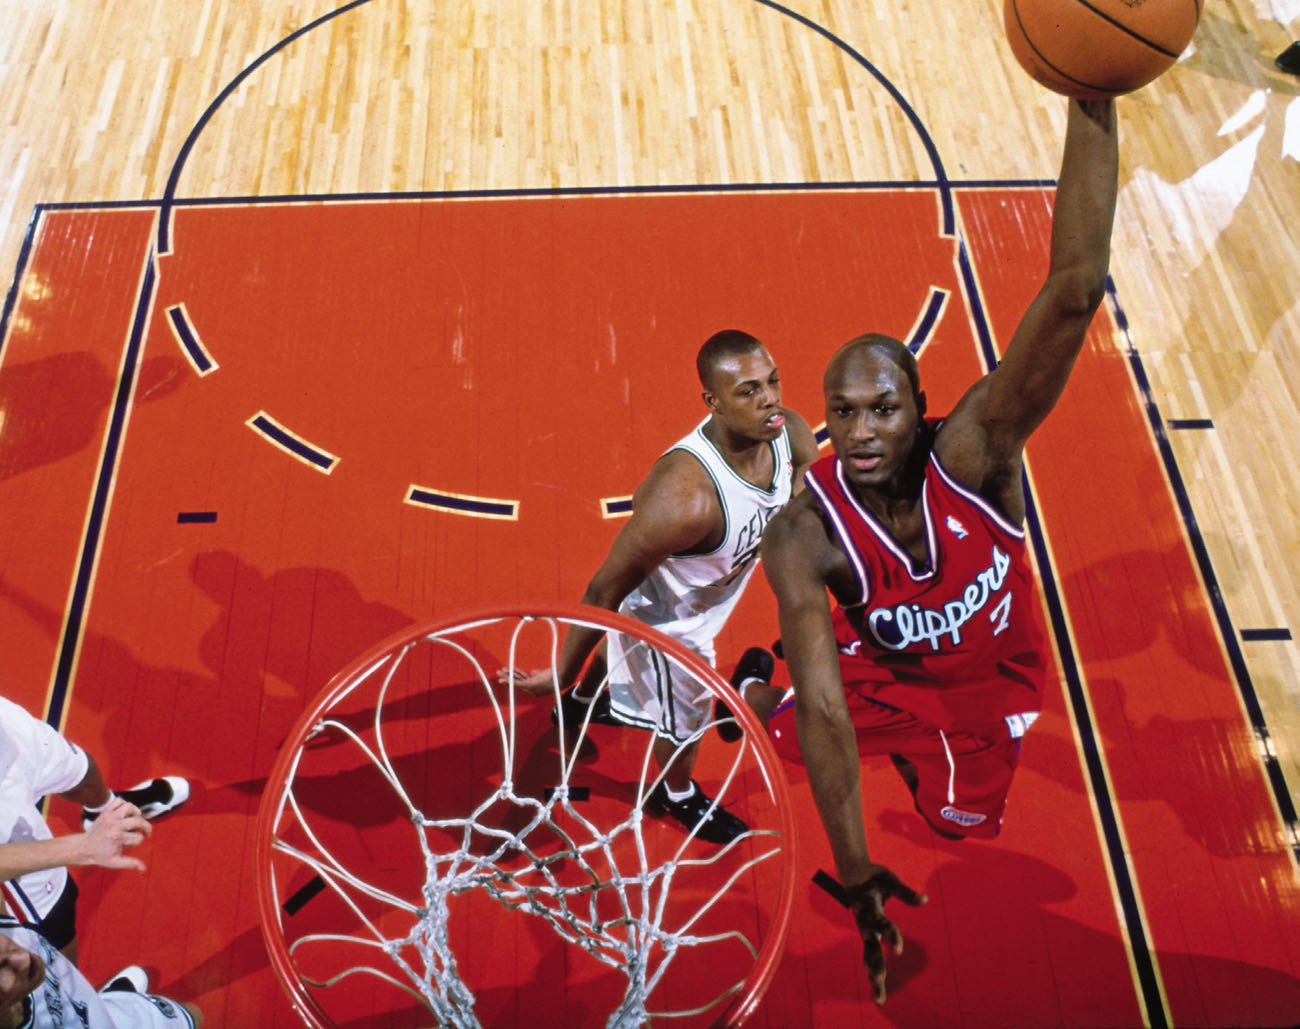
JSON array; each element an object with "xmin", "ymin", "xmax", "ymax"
[
  {"xmin": 943, "ymin": 99, "xmax": 1118, "ymax": 496},
  {"xmin": 783, "ymin": 408, "xmax": 822, "ymax": 492},
  {"xmin": 553, "ymin": 453, "xmax": 718, "ymax": 685},
  {"xmin": 761, "ymin": 503, "xmax": 875, "ymax": 886}
]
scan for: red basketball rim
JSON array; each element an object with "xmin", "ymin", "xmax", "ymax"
[{"xmin": 255, "ymin": 603, "xmax": 798, "ymax": 1027}]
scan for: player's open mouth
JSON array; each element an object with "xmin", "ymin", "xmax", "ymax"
[
  {"xmin": 848, "ymin": 453, "xmax": 881, "ymax": 471},
  {"xmin": 765, "ymin": 412, "xmax": 785, "ymax": 429}
]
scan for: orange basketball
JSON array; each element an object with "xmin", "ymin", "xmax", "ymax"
[{"xmin": 1004, "ymin": 0, "xmax": 1201, "ymax": 99}]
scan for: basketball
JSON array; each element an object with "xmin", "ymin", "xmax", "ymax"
[{"xmin": 1004, "ymin": 0, "xmax": 1202, "ymax": 99}]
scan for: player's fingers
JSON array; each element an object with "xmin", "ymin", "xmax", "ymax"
[
  {"xmin": 110, "ymin": 814, "xmax": 151, "ymax": 839},
  {"xmin": 870, "ymin": 869, "xmax": 926, "ymax": 908},
  {"xmin": 115, "ymin": 808, "xmax": 150, "ymax": 829},
  {"xmin": 862, "ymin": 937, "xmax": 888, "ymax": 1005},
  {"xmin": 890, "ymin": 882, "xmax": 928, "ymax": 908},
  {"xmin": 882, "ymin": 919, "xmax": 905, "ymax": 956}
]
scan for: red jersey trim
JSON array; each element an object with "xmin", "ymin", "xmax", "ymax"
[
  {"xmin": 832, "ymin": 458, "xmax": 939, "ymax": 583},
  {"xmin": 803, "ymin": 467, "xmax": 872, "ymax": 607}
]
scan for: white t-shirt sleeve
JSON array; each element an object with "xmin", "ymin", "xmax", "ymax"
[{"xmin": 0, "ymin": 697, "xmax": 89, "ymax": 800}]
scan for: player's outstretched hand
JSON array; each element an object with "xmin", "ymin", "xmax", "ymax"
[
  {"xmin": 495, "ymin": 666, "xmax": 557, "ymax": 696},
  {"xmin": 844, "ymin": 864, "xmax": 928, "ymax": 1005},
  {"xmin": 82, "ymin": 799, "xmax": 151, "ymax": 871}
]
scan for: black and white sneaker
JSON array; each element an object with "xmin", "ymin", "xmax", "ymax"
[
  {"xmin": 550, "ymin": 688, "xmax": 620, "ymax": 730},
  {"xmin": 102, "ymin": 966, "xmax": 149, "ymax": 993},
  {"xmin": 716, "ymin": 647, "xmax": 775, "ymax": 743},
  {"xmin": 644, "ymin": 780, "xmax": 748, "ymax": 845},
  {"xmin": 84, "ymin": 776, "xmax": 190, "ymax": 831}
]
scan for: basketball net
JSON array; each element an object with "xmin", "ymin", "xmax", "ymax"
[{"xmin": 257, "ymin": 607, "xmax": 795, "ymax": 1027}]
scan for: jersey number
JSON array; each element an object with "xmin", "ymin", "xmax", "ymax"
[{"xmin": 988, "ymin": 592, "xmax": 1012, "ymax": 637}]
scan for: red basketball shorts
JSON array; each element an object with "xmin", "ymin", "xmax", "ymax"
[{"xmin": 768, "ymin": 688, "xmax": 1024, "ymax": 840}]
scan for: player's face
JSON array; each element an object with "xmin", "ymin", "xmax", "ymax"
[
  {"xmin": 0, "ymin": 936, "xmax": 44, "ymax": 1013},
  {"xmin": 705, "ymin": 348, "xmax": 786, "ymax": 442},
  {"xmin": 824, "ymin": 351, "xmax": 921, "ymax": 492}
]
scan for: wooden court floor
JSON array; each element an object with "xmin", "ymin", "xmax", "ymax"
[{"xmin": 2, "ymin": 1, "xmax": 1299, "ymax": 1026}]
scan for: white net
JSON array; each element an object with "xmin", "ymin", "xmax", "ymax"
[{"xmin": 260, "ymin": 610, "xmax": 793, "ymax": 1028}]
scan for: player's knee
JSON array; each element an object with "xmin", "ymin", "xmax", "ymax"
[{"xmin": 765, "ymin": 702, "xmax": 801, "ymax": 762}]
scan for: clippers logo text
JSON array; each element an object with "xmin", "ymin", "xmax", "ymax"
[{"xmin": 867, "ymin": 545, "xmax": 1012, "ymax": 651}]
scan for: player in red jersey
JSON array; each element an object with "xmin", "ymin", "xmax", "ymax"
[{"xmin": 760, "ymin": 97, "xmax": 1119, "ymax": 1005}]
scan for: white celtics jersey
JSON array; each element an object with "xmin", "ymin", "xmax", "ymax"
[{"xmin": 618, "ymin": 417, "xmax": 794, "ymax": 660}]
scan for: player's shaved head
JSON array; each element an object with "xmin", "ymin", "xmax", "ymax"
[
  {"xmin": 697, "ymin": 329, "xmax": 767, "ymax": 390},
  {"xmin": 824, "ymin": 333, "xmax": 921, "ymax": 398}
]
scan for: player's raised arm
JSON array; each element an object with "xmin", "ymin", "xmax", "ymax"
[{"xmin": 945, "ymin": 99, "xmax": 1119, "ymax": 494}]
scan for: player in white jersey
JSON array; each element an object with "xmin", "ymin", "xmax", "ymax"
[
  {"xmin": 0, "ymin": 917, "xmax": 202, "ymax": 1028},
  {"xmin": 502, "ymin": 330, "xmax": 818, "ymax": 843},
  {"xmin": 0, "ymin": 697, "xmax": 189, "ymax": 963},
  {"xmin": 605, "ymin": 418, "xmax": 793, "ymax": 738}
]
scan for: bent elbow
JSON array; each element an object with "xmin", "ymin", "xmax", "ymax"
[{"xmin": 1050, "ymin": 263, "xmax": 1109, "ymax": 321}]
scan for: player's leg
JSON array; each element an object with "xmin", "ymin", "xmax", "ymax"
[
  {"xmin": 716, "ymin": 647, "xmax": 786, "ymax": 743},
  {"xmin": 763, "ymin": 649, "xmax": 914, "ymax": 762},
  {"xmin": 887, "ymin": 754, "xmax": 962, "ymax": 841},
  {"xmin": 653, "ymin": 735, "xmax": 698, "ymax": 793},
  {"xmin": 550, "ymin": 640, "xmax": 620, "ymax": 729},
  {"xmin": 615, "ymin": 642, "xmax": 748, "ymax": 844},
  {"xmin": 766, "ymin": 671, "xmax": 1019, "ymax": 840},
  {"xmin": 888, "ymin": 729, "xmax": 1020, "ymax": 840},
  {"xmin": 643, "ymin": 737, "xmax": 747, "ymax": 844}
]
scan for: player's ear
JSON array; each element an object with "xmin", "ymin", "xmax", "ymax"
[{"xmin": 702, "ymin": 388, "xmax": 720, "ymax": 412}]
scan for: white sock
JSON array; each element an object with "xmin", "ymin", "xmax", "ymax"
[
  {"xmin": 664, "ymin": 781, "xmax": 696, "ymax": 803},
  {"xmin": 82, "ymin": 793, "xmax": 116, "ymax": 813}
]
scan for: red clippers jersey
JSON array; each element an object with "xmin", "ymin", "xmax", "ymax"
[{"xmin": 803, "ymin": 445, "xmax": 1048, "ymax": 733}]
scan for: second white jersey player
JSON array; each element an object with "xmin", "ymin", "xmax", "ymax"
[{"xmin": 609, "ymin": 417, "xmax": 795, "ymax": 741}]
